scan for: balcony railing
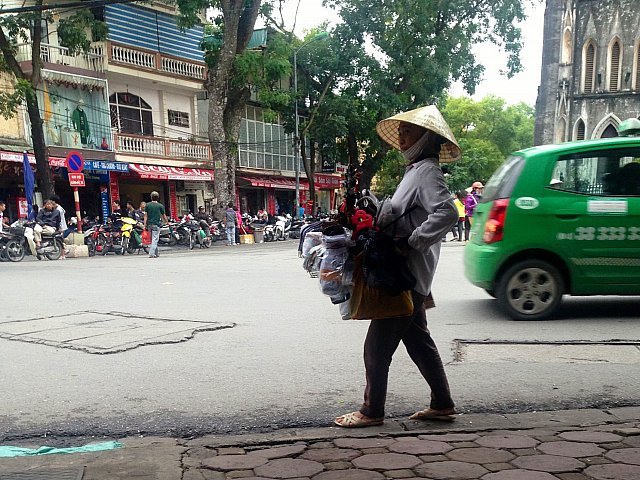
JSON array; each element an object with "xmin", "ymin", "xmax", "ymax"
[
  {"xmin": 109, "ymin": 43, "xmax": 206, "ymax": 81},
  {"xmin": 114, "ymin": 133, "xmax": 212, "ymax": 160},
  {"xmin": 15, "ymin": 43, "xmax": 105, "ymax": 72}
]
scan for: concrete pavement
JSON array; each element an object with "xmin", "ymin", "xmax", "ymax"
[{"xmin": 1, "ymin": 407, "xmax": 639, "ymax": 479}]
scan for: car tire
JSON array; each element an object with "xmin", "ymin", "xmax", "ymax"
[{"xmin": 496, "ymin": 259, "xmax": 564, "ymax": 321}]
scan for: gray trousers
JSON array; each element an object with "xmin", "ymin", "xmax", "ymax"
[
  {"xmin": 360, "ymin": 290, "xmax": 454, "ymax": 419},
  {"xmin": 149, "ymin": 225, "xmax": 160, "ymax": 257}
]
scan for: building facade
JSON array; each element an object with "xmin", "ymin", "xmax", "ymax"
[{"xmin": 535, "ymin": 0, "xmax": 640, "ymax": 145}]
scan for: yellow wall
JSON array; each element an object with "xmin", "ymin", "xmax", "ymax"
[{"xmin": 0, "ymin": 73, "xmax": 26, "ymax": 141}]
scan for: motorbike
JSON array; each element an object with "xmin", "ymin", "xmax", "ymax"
[
  {"xmin": 122, "ymin": 217, "xmax": 149, "ymax": 254},
  {"xmin": 158, "ymin": 222, "xmax": 180, "ymax": 246},
  {"xmin": 23, "ymin": 221, "xmax": 65, "ymax": 260},
  {"xmin": 289, "ymin": 217, "xmax": 306, "ymax": 239},
  {"xmin": 263, "ymin": 223, "xmax": 276, "ymax": 242},
  {"xmin": 187, "ymin": 219, "xmax": 212, "ymax": 249},
  {"xmin": 274, "ymin": 214, "xmax": 292, "ymax": 241},
  {"xmin": 0, "ymin": 226, "xmax": 26, "ymax": 262}
]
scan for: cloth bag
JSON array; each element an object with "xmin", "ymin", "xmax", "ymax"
[{"xmin": 350, "ymin": 254, "xmax": 414, "ymax": 320}]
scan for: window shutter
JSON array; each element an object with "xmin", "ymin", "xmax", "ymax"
[
  {"xmin": 577, "ymin": 120, "xmax": 586, "ymax": 140},
  {"xmin": 636, "ymin": 43, "xmax": 640, "ymax": 90},
  {"xmin": 584, "ymin": 44, "xmax": 595, "ymax": 93},
  {"xmin": 610, "ymin": 41, "xmax": 621, "ymax": 91}
]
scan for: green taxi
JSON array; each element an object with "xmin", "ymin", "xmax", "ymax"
[{"xmin": 464, "ymin": 119, "xmax": 640, "ymax": 320}]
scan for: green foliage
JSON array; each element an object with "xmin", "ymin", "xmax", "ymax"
[
  {"xmin": 442, "ymin": 95, "xmax": 535, "ymax": 193},
  {"xmin": 0, "ymin": 78, "xmax": 33, "ymax": 119},
  {"xmin": 57, "ymin": 10, "xmax": 108, "ymax": 55},
  {"xmin": 375, "ymin": 150, "xmax": 406, "ymax": 196}
]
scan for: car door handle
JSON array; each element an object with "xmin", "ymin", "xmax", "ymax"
[{"xmin": 555, "ymin": 214, "xmax": 579, "ymax": 220}]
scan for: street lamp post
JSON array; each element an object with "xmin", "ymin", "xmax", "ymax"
[{"xmin": 293, "ymin": 32, "xmax": 328, "ymax": 218}]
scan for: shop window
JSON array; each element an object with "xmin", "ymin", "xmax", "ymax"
[
  {"xmin": 109, "ymin": 92, "xmax": 154, "ymax": 136},
  {"xmin": 168, "ymin": 109, "xmax": 190, "ymax": 128}
]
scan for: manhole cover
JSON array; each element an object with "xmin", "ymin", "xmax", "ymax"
[
  {"xmin": 453, "ymin": 340, "xmax": 640, "ymax": 364},
  {"xmin": 0, "ymin": 468, "xmax": 83, "ymax": 480},
  {"xmin": 0, "ymin": 311, "xmax": 234, "ymax": 354}
]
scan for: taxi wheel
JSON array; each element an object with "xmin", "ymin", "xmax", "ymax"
[{"xmin": 496, "ymin": 259, "xmax": 564, "ymax": 321}]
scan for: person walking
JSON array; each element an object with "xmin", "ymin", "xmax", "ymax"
[
  {"xmin": 225, "ymin": 202, "xmax": 237, "ymax": 246},
  {"xmin": 464, "ymin": 181, "xmax": 483, "ymax": 241},
  {"xmin": 334, "ymin": 105, "xmax": 459, "ymax": 428},
  {"xmin": 143, "ymin": 191, "xmax": 167, "ymax": 258},
  {"xmin": 453, "ymin": 191, "xmax": 467, "ymax": 242}
]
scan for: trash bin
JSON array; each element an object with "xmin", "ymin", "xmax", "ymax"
[{"xmin": 253, "ymin": 228, "xmax": 264, "ymax": 243}]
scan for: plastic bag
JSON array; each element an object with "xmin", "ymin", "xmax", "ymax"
[
  {"xmin": 319, "ymin": 232, "xmax": 352, "ymax": 304},
  {"xmin": 141, "ymin": 229, "xmax": 151, "ymax": 246},
  {"xmin": 302, "ymin": 231, "xmax": 323, "ymax": 257}
]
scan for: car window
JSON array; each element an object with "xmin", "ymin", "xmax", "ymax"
[
  {"xmin": 549, "ymin": 148, "xmax": 640, "ymax": 196},
  {"xmin": 482, "ymin": 155, "xmax": 525, "ymax": 202}
]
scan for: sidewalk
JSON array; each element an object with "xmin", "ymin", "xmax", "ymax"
[{"xmin": 1, "ymin": 407, "xmax": 639, "ymax": 479}]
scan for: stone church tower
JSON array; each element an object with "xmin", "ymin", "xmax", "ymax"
[{"xmin": 534, "ymin": 0, "xmax": 640, "ymax": 145}]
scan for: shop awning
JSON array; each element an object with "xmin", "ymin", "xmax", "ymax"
[
  {"xmin": 1, "ymin": 150, "xmax": 65, "ymax": 167},
  {"xmin": 129, "ymin": 163, "xmax": 214, "ymax": 181},
  {"xmin": 239, "ymin": 176, "xmax": 307, "ymax": 190}
]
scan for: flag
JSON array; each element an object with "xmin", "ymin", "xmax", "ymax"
[{"xmin": 22, "ymin": 151, "xmax": 35, "ymax": 220}]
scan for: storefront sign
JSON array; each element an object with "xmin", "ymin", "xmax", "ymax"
[
  {"xmin": 85, "ymin": 160, "xmax": 129, "ymax": 172},
  {"xmin": 314, "ymin": 173, "xmax": 342, "ymax": 189},
  {"xmin": 17, "ymin": 197, "xmax": 28, "ymax": 218},
  {"xmin": 129, "ymin": 164, "xmax": 214, "ymax": 181},
  {"xmin": 109, "ymin": 172, "xmax": 120, "ymax": 206},
  {"xmin": 100, "ymin": 185, "xmax": 110, "ymax": 221},
  {"xmin": 169, "ymin": 181, "xmax": 178, "ymax": 219},
  {"xmin": 0, "ymin": 151, "xmax": 65, "ymax": 167},
  {"xmin": 182, "ymin": 181, "xmax": 206, "ymax": 190}
]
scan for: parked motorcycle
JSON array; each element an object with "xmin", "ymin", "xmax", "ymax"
[
  {"xmin": 158, "ymin": 222, "xmax": 180, "ymax": 246},
  {"xmin": 23, "ymin": 221, "xmax": 65, "ymax": 260},
  {"xmin": 274, "ymin": 214, "xmax": 292, "ymax": 241},
  {"xmin": 0, "ymin": 226, "xmax": 26, "ymax": 262}
]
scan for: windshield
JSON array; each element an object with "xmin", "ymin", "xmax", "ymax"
[{"xmin": 482, "ymin": 155, "xmax": 525, "ymax": 202}]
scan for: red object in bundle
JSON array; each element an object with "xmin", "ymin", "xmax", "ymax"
[
  {"xmin": 141, "ymin": 229, "xmax": 151, "ymax": 246},
  {"xmin": 350, "ymin": 209, "xmax": 374, "ymax": 239}
]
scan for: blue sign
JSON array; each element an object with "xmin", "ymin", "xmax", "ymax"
[
  {"xmin": 85, "ymin": 160, "xmax": 129, "ymax": 172},
  {"xmin": 100, "ymin": 186, "xmax": 110, "ymax": 222}
]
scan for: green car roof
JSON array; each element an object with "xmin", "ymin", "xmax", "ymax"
[{"xmin": 515, "ymin": 136, "xmax": 640, "ymax": 159}]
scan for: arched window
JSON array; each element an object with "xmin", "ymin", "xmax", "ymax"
[
  {"xmin": 601, "ymin": 124, "xmax": 618, "ymax": 138},
  {"xmin": 556, "ymin": 118, "xmax": 566, "ymax": 143},
  {"xmin": 583, "ymin": 41, "xmax": 596, "ymax": 93},
  {"xmin": 635, "ymin": 40, "xmax": 640, "ymax": 91},
  {"xmin": 561, "ymin": 28, "xmax": 572, "ymax": 64},
  {"xmin": 609, "ymin": 38, "xmax": 622, "ymax": 92},
  {"xmin": 575, "ymin": 119, "xmax": 586, "ymax": 140},
  {"xmin": 109, "ymin": 93, "xmax": 154, "ymax": 136}
]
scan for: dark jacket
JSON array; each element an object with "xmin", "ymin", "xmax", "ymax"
[{"xmin": 37, "ymin": 208, "xmax": 61, "ymax": 229}]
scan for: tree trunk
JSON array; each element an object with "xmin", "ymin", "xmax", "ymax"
[
  {"xmin": 301, "ymin": 134, "xmax": 315, "ymax": 212},
  {"xmin": 359, "ymin": 147, "xmax": 388, "ymax": 191},
  {"xmin": 26, "ymin": 95, "xmax": 55, "ymax": 199},
  {"xmin": 206, "ymin": 0, "xmax": 262, "ymax": 219}
]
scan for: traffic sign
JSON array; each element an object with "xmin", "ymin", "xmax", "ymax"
[
  {"xmin": 68, "ymin": 172, "xmax": 85, "ymax": 187},
  {"xmin": 65, "ymin": 151, "xmax": 85, "ymax": 172}
]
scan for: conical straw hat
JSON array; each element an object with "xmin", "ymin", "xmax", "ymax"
[{"xmin": 376, "ymin": 105, "xmax": 462, "ymax": 163}]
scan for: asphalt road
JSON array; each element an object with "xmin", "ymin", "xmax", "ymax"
[{"xmin": 1, "ymin": 240, "xmax": 639, "ymax": 441}]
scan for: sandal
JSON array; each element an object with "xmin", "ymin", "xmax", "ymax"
[
  {"xmin": 334, "ymin": 411, "xmax": 384, "ymax": 428},
  {"xmin": 409, "ymin": 408, "xmax": 457, "ymax": 422}
]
